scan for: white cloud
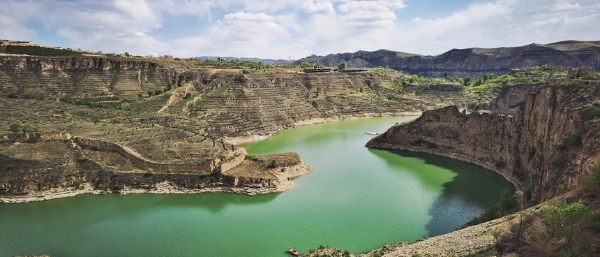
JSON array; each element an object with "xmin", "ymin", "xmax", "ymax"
[
  {"xmin": 1, "ymin": 0, "xmax": 599, "ymax": 59},
  {"xmin": 300, "ymin": 0, "xmax": 335, "ymax": 14},
  {"xmin": 337, "ymin": 0, "xmax": 405, "ymax": 28},
  {"xmin": 552, "ymin": 2, "xmax": 581, "ymax": 11}
]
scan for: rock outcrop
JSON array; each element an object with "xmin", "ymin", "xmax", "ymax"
[
  {"xmin": 0, "ymin": 134, "xmax": 311, "ymax": 203},
  {"xmin": 0, "ymin": 56, "xmax": 180, "ymax": 99},
  {"xmin": 367, "ymin": 81, "xmax": 600, "ymax": 202}
]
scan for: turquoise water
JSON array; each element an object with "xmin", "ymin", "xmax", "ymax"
[{"xmin": 0, "ymin": 117, "xmax": 514, "ymax": 257}]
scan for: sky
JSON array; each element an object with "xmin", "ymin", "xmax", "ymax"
[{"xmin": 1, "ymin": 0, "xmax": 599, "ymax": 59}]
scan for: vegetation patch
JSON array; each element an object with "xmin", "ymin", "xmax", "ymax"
[{"xmin": 581, "ymin": 103, "xmax": 600, "ymax": 121}]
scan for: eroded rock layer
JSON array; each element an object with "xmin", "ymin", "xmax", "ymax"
[{"xmin": 367, "ymin": 82, "xmax": 600, "ymax": 202}]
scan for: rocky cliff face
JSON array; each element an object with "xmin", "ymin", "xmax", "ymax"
[
  {"xmin": 0, "ymin": 56, "xmax": 180, "ymax": 99},
  {"xmin": 298, "ymin": 41, "xmax": 600, "ymax": 78},
  {"xmin": 476, "ymin": 83, "xmax": 543, "ymax": 114},
  {"xmin": 366, "ymin": 81, "xmax": 600, "ymax": 202}
]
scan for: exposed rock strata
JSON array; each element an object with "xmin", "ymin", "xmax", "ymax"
[
  {"xmin": 0, "ymin": 133, "xmax": 311, "ymax": 203},
  {"xmin": 367, "ymin": 82, "xmax": 600, "ymax": 202},
  {"xmin": 0, "ymin": 56, "xmax": 179, "ymax": 99}
]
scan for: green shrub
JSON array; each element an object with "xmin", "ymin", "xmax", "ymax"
[
  {"xmin": 145, "ymin": 168, "xmax": 155, "ymax": 176},
  {"xmin": 268, "ymin": 159, "xmax": 277, "ymax": 168},
  {"xmin": 582, "ymin": 162, "xmax": 600, "ymax": 191},
  {"xmin": 8, "ymin": 123, "xmax": 43, "ymax": 133},
  {"xmin": 154, "ymin": 89, "xmax": 163, "ymax": 95},
  {"xmin": 540, "ymin": 202, "xmax": 590, "ymax": 250},
  {"xmin": 581, "ymin": 104, "xmax": 600, "ymax": 121}
]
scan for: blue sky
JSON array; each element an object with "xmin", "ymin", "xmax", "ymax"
[{"xmin": 1, "ymin": 0, "xmax": 599, "ymax": 59}]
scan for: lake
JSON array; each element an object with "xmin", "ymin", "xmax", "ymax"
[{"xmin": 0, "ymin": 117, "xmax": 514, "ymax": 257}]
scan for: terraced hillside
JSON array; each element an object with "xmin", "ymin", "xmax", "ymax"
[{"xmin": 0, "ymin": 54, "xmax": 574, "ymax": 200}]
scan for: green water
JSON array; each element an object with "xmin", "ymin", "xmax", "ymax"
[{"xmin": 0, "ymin": 117, "xmax": 514, "ymax": 257}]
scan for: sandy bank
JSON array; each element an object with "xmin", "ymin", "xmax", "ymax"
[{"xmin": 227, "ymin": 113, "xmax": 422, "ymax": 145}]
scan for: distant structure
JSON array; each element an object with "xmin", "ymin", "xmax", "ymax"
[
  {"xmin": 303, "ymin": 66, "xmax": 333, "ymax": 73},
  {"xmin": 338, "ymin": 62, "xmax": 347, "ymax": 72}
]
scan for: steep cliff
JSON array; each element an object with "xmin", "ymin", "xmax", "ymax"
[
  {"xmin": 298, "ymin": 41, "xmax": 600, "ymax": 78},
  {"xmin": 366, "ymin": 81, "xmax": 600, "ymax": 202},
  {"xmin": 0, "ymin": 56, "xmax": 181, "ymax": 99}
]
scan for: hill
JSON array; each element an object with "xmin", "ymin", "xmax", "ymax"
[{"xmin": 297, "ymin": 40, "xmax": 600, "ymax": 78}]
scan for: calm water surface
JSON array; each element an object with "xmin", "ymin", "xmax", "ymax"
[{"xmin": 0, "ymin": 117, "xmax": 514, "ymax": 257}]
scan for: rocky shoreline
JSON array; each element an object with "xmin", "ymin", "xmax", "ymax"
[
  {"xmin": 359, "ymin": 216, "xmax": 511, "ymax": 257},
  {"xmin": 0, "ymin": 161, "xmax": 312, "ymax": 204}
]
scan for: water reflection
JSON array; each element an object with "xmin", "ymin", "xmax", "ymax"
[{"xmin": 368, "ymin": 149, "xmax": 514, "ymax": 236}]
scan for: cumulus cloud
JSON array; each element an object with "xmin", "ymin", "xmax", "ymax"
[
  {"xmin": 300, "ymin": 0, "xmax": 335, "ymax": 14},
  {"xmin": 337, "ymin": 0, "xmax": 405, "ymax": 29}
]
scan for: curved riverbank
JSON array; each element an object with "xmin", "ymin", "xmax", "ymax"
[
  {"xmin": 0, "ymin": 161, "xmax": 312, "ymax": 204},
  {"xmin": 227, "ymin": 112, "xmax": 422, "ymax": 145}
]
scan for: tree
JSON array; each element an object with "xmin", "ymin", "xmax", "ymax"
[
  {"xmin": 539, "ymin": 202, "xmax": 590, "ymax": 249},
  {"xmin": 462, "ymin": 76, "xmax": 473, "ymax": 86},
  {"xmin": 9, "ymin": 123, "xmax": 21, "ymax": 133},
  {"xmin": 301, "ymin": 62, "xmax": 315, "ymax": 68},
  {"xmin": 474, "ymin": 78, "xmax": 484, "ymax": 86},
  {"xmin": 443, "ymin": 71, "xmax": 449, "ymax": 79},
  {"xmin": 268, "ymin": 159, "xmax": 277, "ymax": 168},
  {"xmin": 124, "ymin": 52, "xmax": 130, "ymax": 57}
]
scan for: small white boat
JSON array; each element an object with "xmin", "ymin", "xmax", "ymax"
[
  {"xmin": 365, "ymin": 132, "xmax": 378, "ymax": 135},
  {"xmin": 287, "ymin": 248, "xmax": 299, "ymax": 256}
]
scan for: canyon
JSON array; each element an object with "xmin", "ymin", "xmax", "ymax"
[{"xmin": 1, "ymin": 44, "xmax": 600, "ymax": 256}]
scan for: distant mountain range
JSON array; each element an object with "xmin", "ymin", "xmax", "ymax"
[
  {"xmin": 194, "ymin": 56, "xmax": 292, "ymax": 65},
  {"xmin": 295, "ymin": 40, "xmax": 600, "ymax": 77}
]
